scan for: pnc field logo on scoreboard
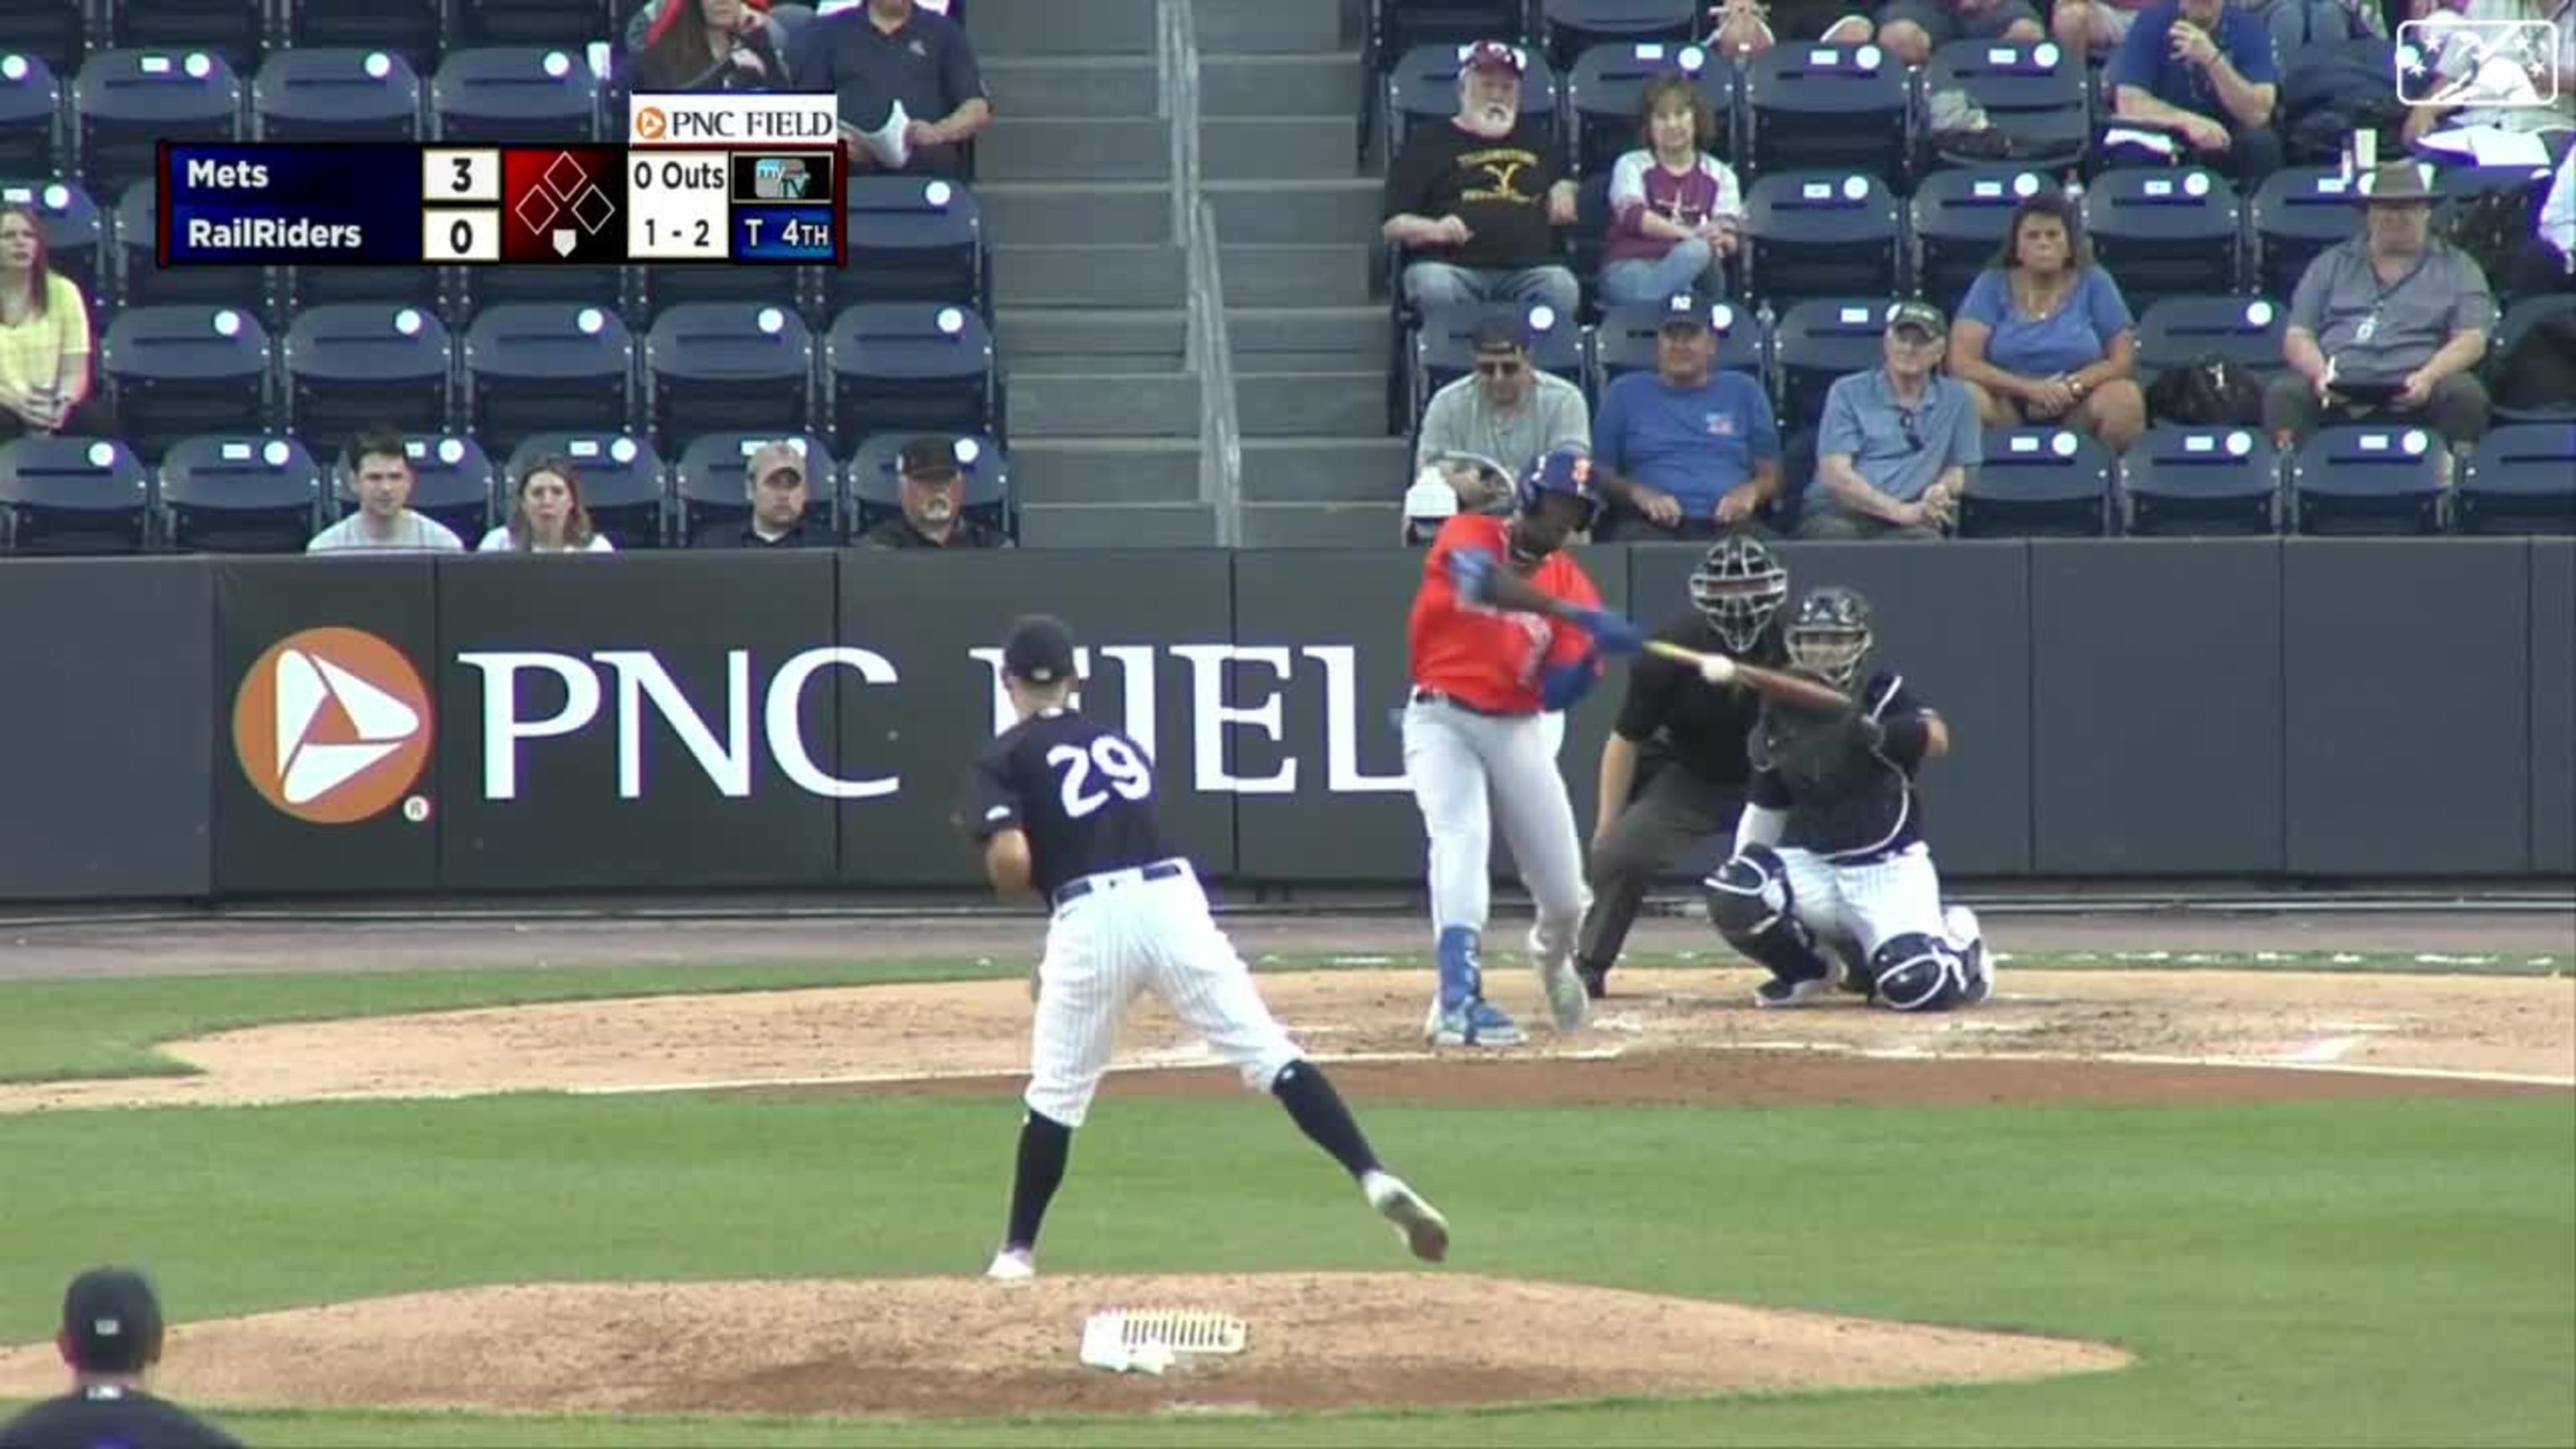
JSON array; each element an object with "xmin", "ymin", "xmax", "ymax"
[
  {"xmin": 2395, "ymin": 17, "xmax": 2560, "ymax": 107},
  {"xmin": 635, "ymin": 106, "xmax": 670, "ymax": 140},
  {"xmin": 627, "ymin": 92, "xmax": 839, "ymax": 145},
  {"xmin": 233, "ymin": 628, "xmax": 434, "ymax": 826}
]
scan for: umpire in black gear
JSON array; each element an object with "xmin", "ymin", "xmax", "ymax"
[
  {"xmin": 0, "ymin": 1267, "xmax": 245, "ymax": 1448},
  {"xmin": 1572, "ymin": 535, "xmax": 1791, "ymax": 999}
]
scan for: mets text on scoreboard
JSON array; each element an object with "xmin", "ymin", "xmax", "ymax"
[{"xmin": 628, "ymin": 93, "xmax": 839, "ymax": 146}]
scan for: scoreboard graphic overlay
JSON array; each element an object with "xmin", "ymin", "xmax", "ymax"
[{"xmin": 157, "ymin": 142, "xmax": 844, "ymax": 267}]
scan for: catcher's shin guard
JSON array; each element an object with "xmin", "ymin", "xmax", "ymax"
[
  {"xmin": 1704, "ymin": 846, "xmax": 1831, "ymax": 983},
  {"xmin": 1868, "ymin": 932, "xmax": 1971, "ymax": 1012}
]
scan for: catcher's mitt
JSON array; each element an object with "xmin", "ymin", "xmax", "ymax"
[{"xmin": 1753, "ymin": 694, "xmax": 1883, "ymax": 797}]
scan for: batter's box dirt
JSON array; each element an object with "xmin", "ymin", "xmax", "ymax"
[{"xmin": 0, "ymin": 1275, "xmax": 2135, "ymax": 1420}]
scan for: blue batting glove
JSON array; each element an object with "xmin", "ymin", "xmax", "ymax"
[{"xmin": 1570, "ymin": 606, "xmax": 1648, "ymax": 657}]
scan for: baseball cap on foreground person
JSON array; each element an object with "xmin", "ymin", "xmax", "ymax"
[{"xmin": 0, "ymin": 1267, "xmax": 245, "ymax": 1448}]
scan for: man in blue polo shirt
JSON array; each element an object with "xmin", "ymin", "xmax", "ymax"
[
  {"xmin": 1803, "ymin": 302, "xmax": 1980, "ymax": 540},
  {"xmin": 1591, "ymin": 293, "xmax": 1782, "ymax": 540},
  {"xmin": 2107, "ymin": 0, "xmax": 2282, "ymax": 182},
  {"xmin": 792, "ymin": 0, "xmax": 991, "ymax": 179}
]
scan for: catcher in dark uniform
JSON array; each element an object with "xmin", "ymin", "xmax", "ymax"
[
  {"xmin": 1573, "ymin": 535, "xmax": 1791, "ymax": 1000},
  {"xmin": 1701, "ymin": 585, "xmax": 1993, "ymax": 1011}
]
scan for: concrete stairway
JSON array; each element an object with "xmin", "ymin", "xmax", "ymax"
[
  {"xmin": 975, "ymin": 0, "xmax": 1218, "ymax": 546},
  {"xmin": 1195, "ymin": 0, "xmax": 1406, "ymax": 548}
]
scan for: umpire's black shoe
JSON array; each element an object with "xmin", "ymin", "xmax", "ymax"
[
  {"xmin": 1753, "ymin": 969, "xmax": 1833, "ymax": 1008},
  {"xmin": 1576, "ymin": 962, "xmax": 1609, "ymax": 1000}
]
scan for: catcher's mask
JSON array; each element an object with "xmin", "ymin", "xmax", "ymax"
[
  {"xmin": 1785, "ymin": 586, "xmax": 1873, "ymax": 690},
  {"xmin": 1689, "ymin": 535, "xmax": 1788, "ymax": 654}
]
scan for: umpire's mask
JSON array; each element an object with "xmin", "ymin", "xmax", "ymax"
[{"xmin": 1689, "ymin": 535, "xmax": 1789, "ymax": 655}]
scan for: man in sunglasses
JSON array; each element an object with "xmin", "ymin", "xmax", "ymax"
[
  {"xmin": 1801, "ymin": 301, "xmax": 1980, "ymax": 540},
  {"xmin": 1413, "ymin": 314, "xmax": 1592, "ymax": 514}
]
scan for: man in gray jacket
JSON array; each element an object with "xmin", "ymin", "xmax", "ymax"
[{"xmin": 1411, "ymin": 314, "xmax": 1591, "ymax": 515}]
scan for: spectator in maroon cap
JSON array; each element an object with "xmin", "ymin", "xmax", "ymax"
[
  {"xmin": 860, "ymin": 436, "xmax": 1012, "ymax": 549},
  {"xmin": 1382, "ymin": 41, "xmax": 1581, "ymax": 319},
  {"xmin": 0, "ymin": 1267, "xmax": 243, "ymax": 1449}
]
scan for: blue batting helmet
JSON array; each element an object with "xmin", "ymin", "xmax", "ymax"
[{"xmin": 1515, "ymin": 448, "xmax": 1603, "ymax": 530}]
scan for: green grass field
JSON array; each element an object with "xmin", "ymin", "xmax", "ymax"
[{"xmin": 0, "ymin": 958, "xmax": 2568, "ymax": 1447}]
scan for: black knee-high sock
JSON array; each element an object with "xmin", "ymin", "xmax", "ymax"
[
  {"xmin": 1004, "ymin": 1111, "xmax": 1073, "ymax": 1251},
  {"xmin": 1271, "ymin": 1061, "xmax": 1382, "ymax": 1181}
]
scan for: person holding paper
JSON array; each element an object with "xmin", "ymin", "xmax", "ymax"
[
  {"xmin": 792, "ymin": 0, "xmax": 992, "ymax": 179},
  {"xmin": 2106, "ymin": 0, "xmax": 2283, "ymax": 181}
]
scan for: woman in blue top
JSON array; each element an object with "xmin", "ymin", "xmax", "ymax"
[{"xmin": 1946, "ymin": 190, "xmax": 2147, "ymax": 454}]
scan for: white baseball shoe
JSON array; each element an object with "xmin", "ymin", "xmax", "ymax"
[
  {"xmin": 1527, "ymin": 926, "xmax": 1589, "ymax": 1032},
  {"xmin": 1946, "ymin": 905, "xmax": 1992, "ymax": 1005},
  {"xmin": 1363, "ymin": 1171, "xmax": 1451, "ymax": 1263},
  {"xmin": 985, "ymin": 1247, "xmax": 1036, "ymax": 1282}
]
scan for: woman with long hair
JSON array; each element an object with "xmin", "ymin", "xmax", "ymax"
[
  {"xmin": 478, "ymin": 457, "xmax": 615, "ymax": 553},
  {"xmin": 1946, "ymin": 190, "xmax": 2148, "ymax": 454},
  {"xmin": 1598, "ymin": 73, "xmax": 1745, "ymax": 306},
  {"xmin": 0, "ymin": 203, "xmax": 105, "ymax": 443},
  {"xmin": 632, "ymin": 0, "xmax": 787, "ymax": 93}
]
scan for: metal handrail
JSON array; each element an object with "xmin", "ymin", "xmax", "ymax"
[{"xmin": 1193, "ymin": 199, "xmax": 1244, "ymax": 546}]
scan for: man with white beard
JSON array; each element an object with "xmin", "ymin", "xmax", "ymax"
[{"xmin": 1381, "ymin": 41, "xmax": 1581, "ymax": 321}]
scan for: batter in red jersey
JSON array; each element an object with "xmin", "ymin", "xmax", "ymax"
[{"xmin": 1405, "ymin": 448, "xmax": 1648, "ymax": 1046}]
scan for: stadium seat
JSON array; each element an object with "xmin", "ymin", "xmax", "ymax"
[
  {"xmin": 832, "ymin": 177, "xmax": 988, "ymax": 314},
  {"xmin": 1773, "ymin": 296, "xmax": 1899, "ymax": 430},
  {"xmin": 506, "ymin": 434, "xmax": 668, "ymax": 548},
  {"xmin": 1739, "ymin": 169, "xmax": 1903, "ymax": 307},
  {"xmin": 823, "ymin": 303, "xmax": 1000, "ymax": 456},
  {"xmin": 675, "ymin": 433, "xmax": 839, "ymax": 543},
  {"xmin": 325, "ymin": 433, "xmax": 497, "ymax": 543},
  {"xmin": 643, "ymin": 302, "xmax": 817, "ymax": 455},
  {"xmin": 0, "ymin": 0, "xmax": 81, "ymax": 76},
  {"xmin": 0, "ymin": 435, "xmax": 150, "ymax": 554},
  {"xmin": 431, "ymin": 48, "xmax": 601, "ymax": 145},
  {"xmin": 0, "ymin": 54, "xmax": 62, "ymax": 180},
  {"xmin": 2456, "ymin": 423, "xmax": 2576, "ymax": 535},
  {"xmin": 2248, "ymin": 166, "xmax": 2359, "ymax": 302},
  {"xmin": 96, "ymin": 1, "xmax": 264, "ymax": 74},
  {"xmin": 1567, "ymin": 42, "xmax": 1735, "ymax": 176},
  {"xmin": 634, "ymin": 243, "xmax": 801, "ymax": 319},
  {"xmin": 848, "ymin": 432, "xmax": 1011, "ymax": 538},
  {"xmin": 1410, "ymin": 300, "xmax": 1584, "ymax": 422},
  {"xmin": 2117, "ymin": 423, "xmax": 2280, "ymax": 535},
  {"xmin": 283, "ymin": 0, "xmax": 446, "ymax": 65},
  {"xmin": 2080, "ymin": 166, "xmax": 2241, "ymax": 310},
  {"xmin": 98, "ymin": 305, "xmax": 273, "ymax": 464},
  {"xmin": 1592, "ymin": 299, "xmax": 1768, "ymax": 388},
  {"xmin": 1542, "ymin": 1, "xmax": 1699, "ymax": 72},
  {"xmin": 2132, "ymin": 293, "xmax": 2284, "ymax": 394},
  {"xmin": 1372, "ymin": 0, "xmax": 1533, "ymax": 63},
  {"xmin": 453, "ymin": 0, "xmax": 616, "ymax": 49},
  {"xmin": 156, "ymin": 434, "xmax": 323, "ymax": 554},
  {"xmin": 1918, "ymin": 41, "xmax": 2089, "ymax": 174},
  {"xmin": 74, "ymin": 51, "xmax": 246, "ymax": 202},
  {"xmin": 1739, "ymin": 41, "xmax": 1909, "ymax": 181},
  {"xmin": 254, "ymin": 49, "xmax": 425, "ymax": 144},
  {"xmin": 2290, "ymin": 424, "xmax": 2446, "ymax": 536},
  {"xmin": 1909, "ymin": 167, "xmax": 2054, "ymax": 308},
  {"xmin": 1382, "ymin": 43, "xmax": 1561, "ymax": 168},
  {"xmin": 462, "ymin": 303, "xmax": 638, "ymax": 460},
  {"xmin": 112, "ymin": 180, "xmax": 278, "ymax": 320},
  {"xmin": 2489, "ymin": 294, "xmax": 2576, "ymax": 425},
  {"xmin": 284, "ymin": 304, "xmax": 455, "ymax": 445},
  {"xmin": 1, "ymin": 178, "xmax": 101, "ymax": 306},
  {"xmin": 1958, "ymin": 426, "xmax": 2111, "ymax": 537}
]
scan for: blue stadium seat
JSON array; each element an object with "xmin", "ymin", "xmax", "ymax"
[
  {"xmin": 2457, "ymin": 423, "xmax": 2576, "ymax": 536},
  {"xmin": 2117, "ymin": 423, "xmax": 2279, "ymax": 535},
  {"xmin": 97, "ymin": 1, "xmax": 265, "ymax": 74},
  {"xmin": 823, "ymin": 303, "xmax": 1000, "ymax": 455},
  {"xmin": 831, "ymin": 177, "xmax": 987, "ymax": 314},
  {"xmin": 1958, "ymin": 426, "xmax": 2111, "ymax": 537},
  {"xmin": 1909, "ymin": 167, "xmax": 2055, "ymax": 309},
  {"xmin": 255, "ymin": 49, "xmax": 426, "ymax": 144},
  {"xmin": 0, "ymin": 54, "xmax": 62, "ymax": 180},
  {"xmin": 156, "ymin": 434, "xmax": 323, "ymax": 554},
  {"xmin": 462, "ymin": 303, "xmax": 637, "ymax": 460},
  {"xmin": 1383, "ymin": 43, "xmax": 1561, "ymax": 167},
  {"xmin": 634, "ymin": 243, "xmax": 801, "ymax": 319},
  {"xmin": 1592, "ymin": 299, "xmax": 1768, "ymax": 388},
  {"xmin": 2248, "ymin": 166, "xmax": 2359, "ymax": 302},
  {"xmin": 1773, "ymin": 296, "xmax": 1898, "ymax": 430},
  {"xmin": 1542, "ymin": 1, "xmax": 1698, "ymax": 72},
  {"xmin": 2290, "ymin": 424, "xmax": 2446, "ymax": 536},
  {"xmin": 285, "ymin": 304, "xmax": 455, "ymax": 445},
  {"xmin": 1739, "ymin": 169, "xmax": 1903, "ymax": 307},
  {"xmin": 848, "ymin": 432, "xmax": 1011, "ymax": 538},
  {"xmin": 506, "ymin": 434, "xmax": 668, "ymax": 548},
  {"xmin": 112, "ymin": 179, "xmax": 277, "ymax": 320},
  {"xmin": 1410, "ymin": 300, "xmax": 1584, "ymax": 421},
  {"xmin": 1, "ymin": 178, "xmax": 101, "ymax": 306},
  {"xmin": 0, "ymin": 1, "xmax": 81, "ymax": 75},
  {"xmin": 74, "ymin": 50, "xmax": 245, "ymax": 202},
  {"xmin": 644, "ymin": 302, "xmax": 816, "ymax": 455},
  {"xmin": 675, "ymin": 433, "xmax": 839, "ymax": 543},
  {"xmin": 1739, "ymin": 41, "xmax": 1909, "ymax": 180},
  {"xmin": 284, "ymin": 0, "xmax": 446, "ymax": 65},
  {"xmin": 99, "ymin": 305, "xmax": 272, "ymax": 464},
  {"xmin": 2132, "ymin": 293, "xmax": 2283, "ymax": 392},
  {"xmin": 327, "ymin": 433, "xmax": 500, "ymax": 545},
  {"xmin": 1567, "ymin": 42, "xmax": 1734, "ymax": 176},
  {"xmin": 454, "ymin": 0, "xmax": 616, "ymax": 49},
  {"xmin": 0, "ymin": 435, "xmax": 150, "ymax": 554},
  {"xmin": 431, "ymin": 48, "xmax": 601, "ymax": 145},
  {"xmin": 2080, "ymin": 166, "xmax": 2241, "ymax": 310},
  {"xmin": 1373, "ymin": 0, "xmax": 1534, "ymax": 64},
  {"xmin": 1918, "ymin": 41, "xmax": 2089, "ymax": 174},
  {"xmin": 2490, "ymin": 294, "xmax": 2576, "ymax": 425}
]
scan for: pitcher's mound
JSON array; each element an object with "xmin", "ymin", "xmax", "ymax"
[{"xmin": 0, "ymin": 1275, "xmax": 2131, "ymax": 1420}]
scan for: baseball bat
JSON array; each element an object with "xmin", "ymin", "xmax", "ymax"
[{"xmin": 1643, "ymin": 639, "xmax": 1853, "ymax": 713}]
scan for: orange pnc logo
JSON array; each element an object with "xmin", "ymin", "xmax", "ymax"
[
  {"xmin": 232, "ymin": 627, "xmax": 434, "ymax": 826},
  {"xmin": 635, "ymin": 106, "xmax": 669, "ymax": 140}
]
